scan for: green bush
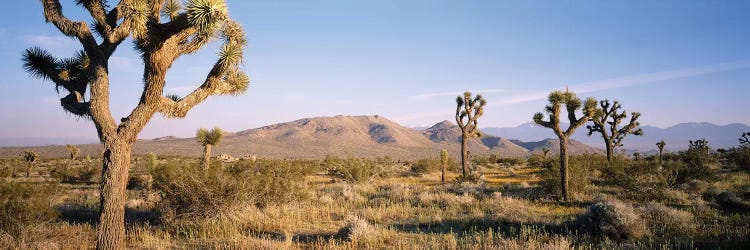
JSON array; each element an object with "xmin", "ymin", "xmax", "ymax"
[
  {"xmin": 726, "ymin": 147, "xmax": 750, "ymax": 170},
  {"xmin": 541, "ymin": 154, "xmax": 604, "ymax": 198},
  {"xmin": 151, "ymin": 159, "xmax": 309, "ymax": 220},
  {"xmin": 325, "ymin": 157, "xmax": 393, "ymax": 183},
  {"xmin": 410, "ymin": 157, "xmax": 458, "ymax": 174},
  {"xmin": 0, "ymin": 180, "xmax": 59, "ymax": 238},
  {"xmin": 51, "ymin": 165, "xmax": 99, "ymax": 184}
]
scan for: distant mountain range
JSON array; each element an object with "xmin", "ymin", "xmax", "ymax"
[
  {"xmin": 1, "ymin": 116, "xmax": 745, "ymax": 159},
  {"xmin": 0, "ymin": 115, "xmax": 600, "ymax": 159},
  {"xmin": 482, "ymin": 122, "xmax": 750, "ymax": 152}
]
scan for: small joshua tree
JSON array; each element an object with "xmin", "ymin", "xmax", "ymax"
[
  {"xmin": 542, "ymin": 147, "xmax": 550, "ymax": 158},
  {"xmin": 21, "ymin": 150, "xmax": 39, "ymax": 178},
  {"xmin": 533, "ymin": 90, "xmax": 597, "ymax": 201},
  {"xmin": 656, "ymin": 140, "xmax": 666, "ymax": 165},
  {"xmin": 740, "ymin": 132, "xmax": 750, "ymax": 147},
  {"xmin": 633, "ymin": 152, "xmax": 641, "ymax": 161},
  {"xmin": 197, "ymin": 127, "xmax": 224, "ymax": 170},
  {"xmin": 440, "ymin": 149, "xmax": 449, "ymax": 183},
  {"xmin": 455, "ymin": 91, "xmax": 486, "ymax": 178},
  {"xmin": 66, "ymin": 144, "xmax": 80, "ymax": 168},
  {"xmin": 21, "ymin": 1, "xmax": 248, "ymax": 248},
  {"xmin": 586, "ymin": 100, "xmax": 643, "ymax": 162}
]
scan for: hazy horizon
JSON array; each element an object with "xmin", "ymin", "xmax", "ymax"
[{"xmin": 2, "ymin": 1, "xmax": 749, "ymax": 141}]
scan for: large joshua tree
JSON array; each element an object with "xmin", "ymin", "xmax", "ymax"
[
  {"xmin": 21, "ymin": 1, "xmax": 248, "ymax": 248},
  {"xmin": 586, "ymin": 100, "xmax": 643, "ymax": 162},
  {"xmin": 196, "ymin": 127, "xmax": 223, "ymax": 170},
  {"xmin": 533, "ymin": 90, "xmax": 597, "ymax": 201},
  {"xmin": 455, "ymin": 91, "xmax": 486, "ymax": 177}
]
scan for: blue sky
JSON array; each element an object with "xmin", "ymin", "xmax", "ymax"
[{"xmin": 1, "ymin": 0, "xmax": 749, "ymax": 141}]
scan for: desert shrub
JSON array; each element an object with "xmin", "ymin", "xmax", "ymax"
[
  {"xmin": 127, "ymin": 174, "xmax": 153, "ymax": 190},
  {"xmin": 151, "ymin": 160, "xmax": 308, "ymax": 220},
  {"xmin": 726, "ymin": 147, "xmax": 750, "ymax": 170},
  {"xmin": 325, "ymin": 157, "xmax": 391, "ymax": 183},
  {"xmin": 527, "ymin": 154, "xmax": 552, "ymax": 169},
  {"xmin": 0, "ymin": 165, "xmax": 13, "ymax": 178},
  {"xmin": 640, "ymin": 202, "xmax": 697, "ymax": 237},
  {"xmin": 145, "ymin": 152, "xmax": 158, "ymax": 170},
  {"xmin": 454, "ymin": 172, "xmax": 482, "ymax": 183},
  {"xmin": 0, "ymin": 181, "xmax": 59, "ymax": 238},
  {"xmin": 335, "ymin": 215, "xmax": 378, "ymax": 242},
  {"xmin": 570, "ymin": 198, "xmax": 650, "ymax": 241},
  {"xmin": 541, "ymin": 154, "xmax": 600, "ymax": 198},
  {"xmin": 411, "ymin": 157, "xmax": 458, "ymax": 174},
  {"xmin": 497, "ymin": 157, "xmax": 526, "ymax": 166},
  {"xmin": 51, "ymin": 165, "xmax": 99, "ymax": 184}
]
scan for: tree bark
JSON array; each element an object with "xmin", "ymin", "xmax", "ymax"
[
  {"xmin": 605, "ymin": 140, "xmax": 613, "ymax": 162},
  {"xmin": 460, "ymin": 134, "xmax": 468, "ymax": 176},
  {"xmin": 202, "ymin": 144, "xmax": 212, "ymax": 170},
  {"xmin": 559, "ymin": 138, "xmax": 569, "ymax": 201},
  {"xmin": 441, "ymin": 163, "xmax": 446, "ymax": 183},
  {"xmin": 658, "ymin": 148, "xmax": 663, "ymax": 165},
  {"xmin": 96, "ymin": 141, "xmax": 132, "ymax": 250}
]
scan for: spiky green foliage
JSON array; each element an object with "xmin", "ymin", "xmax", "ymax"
[
  {"xmin": 587, "ymin": 100, "xmax": 643, "ymax": 161},
  {"xmin": 121, "ymin": 0, "xmax": 150, "ymax": 38},
  {"xmin": 533, "ymin": 89, "xmax": 597, "ymax": 201},
  {"xmin": 455, "ymin": 91, "xmax": 487, "ymax": 178},
  {"xmin": 186, "ymin": 0, "xmax": 227, "ymax": 31},
  {"xmin": 162, "ymin": 0, "xmax": 182, "ymax": 21},
  {"xmin": 196, "ymin": 127, "xmax": 224, "ymax": 146}
]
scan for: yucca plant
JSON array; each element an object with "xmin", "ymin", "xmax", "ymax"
[
  {"xmin": 66, "ymin": 144, "xmax": 80, "ymax": 168},
  {"xmin": 656, "ymin": 140, "xmax": 666, "ymax": 165},
  {"xmin": 21, "ymin": 1, "xmax": 248, "ymax": 248},
  {"xmin": 455, "ymin": 91, "xmax": 486, "ymax": 178},
  {"xmin": 196, "ymin": 127, "xmax": 223, "ymax": 170},
  {"xmin": 586, "ymin": 100, "xmax": 643, "ymax": 162},
  {"xmin": 533, "ymin": 89, "xmax": 597, "ymax": 201},
  {"xmin": 21, "ymin": 150, "xmax": 39, "ymax": 178},
  {"xmin": 440, "ymin": 149, "xmax": 449, "ymax": 183}
]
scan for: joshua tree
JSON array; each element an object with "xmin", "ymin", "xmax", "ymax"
[
  {"xmin": 656, "ymin": 140, "xmax": 666, "ymax": 164},
  {"xmin": 542, "ymin": 147, "xmax": 550, "ymax": 158},
  {"xmin": 533, "ymin": 90, "xmax": 597, "ymax": 201},
  {"xmin": 66, "ymin": 144, "xmax": 80, "ymax": 168},
  {"xmin": 633, "ymin": 152, "xmax": 641, "ymax": 161},
  {"xmin": 440, "ymin": 149, "xmax": 449, "ymax": 183},
  {"xmin": 197, "ymin": 127, "xmax": 224, "ymax": 170},
  {"xmin": 455, "ymin": 91, "xmax": 486, "ymax": 177},
  {"xmin": 21, "ymin": 1, "xmax": 248, "ymax": 248},
  {"xmin": 740, "ymin": 132, "xmax": 750, "ymax": 147},
  {"xmin": 21, "ymin": 150, "xmax": 39, "ymax": 178},
  {"xmin": 586, "ymin": 100, "xmax": 643, "ymax": 162}
]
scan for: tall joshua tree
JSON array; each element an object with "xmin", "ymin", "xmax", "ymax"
[
  {"xmin": 22, "ymin": 150, "xmax": 39, "ymax": 178},
  {"xmin": 586, "ymin": 100, "xmax": 643, "ymax": 162},
  {"xmin": 21, "ymin": 1, "xmax": 248, "ymax": 248},
  {"xmin": 533, "ymin": 90, "xmax": 597, "ymax": 201},
  {"xmin": 656, "ymin": 140, "xmax": 666, "ymax": 165},
  {"xmin": 455, "ymin": 91, "xmax": 486, "ymax": 177},
  {"xmin": 197, "ymin": 127, "xmax": 223, "ymax": 170}
]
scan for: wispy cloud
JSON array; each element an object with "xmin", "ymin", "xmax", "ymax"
[
  {"xmin": 398, "ymin": 61, "xmax": 750, "ymax": 123},
  {"xmin": 410, "ymin": 88, "xmax": 508, "ymax": 100},
  {"xmin": 22, "ymin": 34, "xmax": 78, "ymax": 50},
  {"xmin": 489, "ymin": 61, "xmax": 750, "ymax": 106}
]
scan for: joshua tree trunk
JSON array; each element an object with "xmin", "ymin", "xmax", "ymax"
[
  {"xmin": 441, "ymin": 163, "xmax": 446, "ymax": 183},
  {"xmin": 97, "ymin": 142, "xmax": 132, "ymax": 250},
  {"xmin": 203, "ymin": 144, "xmax": 212, "ymax": 170},
  {"xmin": 460, "ymin": 134, "xmax": 468, "ymax": 176},
  {"xmin": 605, "ymin": 139, "xmax": 614, "ymax": 162},
  {"xmin": 26, "ymin": 164, "xmax": 32, "ymax": 178},
  {"xmin": 559, "ymin": 138, "xmax": 569, "ymax": 201},
  {"xmin": 658, "ymin": 148, "xmax": 663, "ymax": 165}
]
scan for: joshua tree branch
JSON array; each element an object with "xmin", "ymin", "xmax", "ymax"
[{"xmin": 41, "ymin": 0, "xmax": 101, "ymax": 59}]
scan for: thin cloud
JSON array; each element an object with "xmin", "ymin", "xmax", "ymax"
[
  {"xmin": 399, "ymin": 61, "xmax": 750, "ymax": 123},
  {"xmin": 410, "ymin": 88, "xmax": 508, "ymax": 100},
  {"xmin": 22, "ymin": 34, "xmax": 78, "ymax": 50}
]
